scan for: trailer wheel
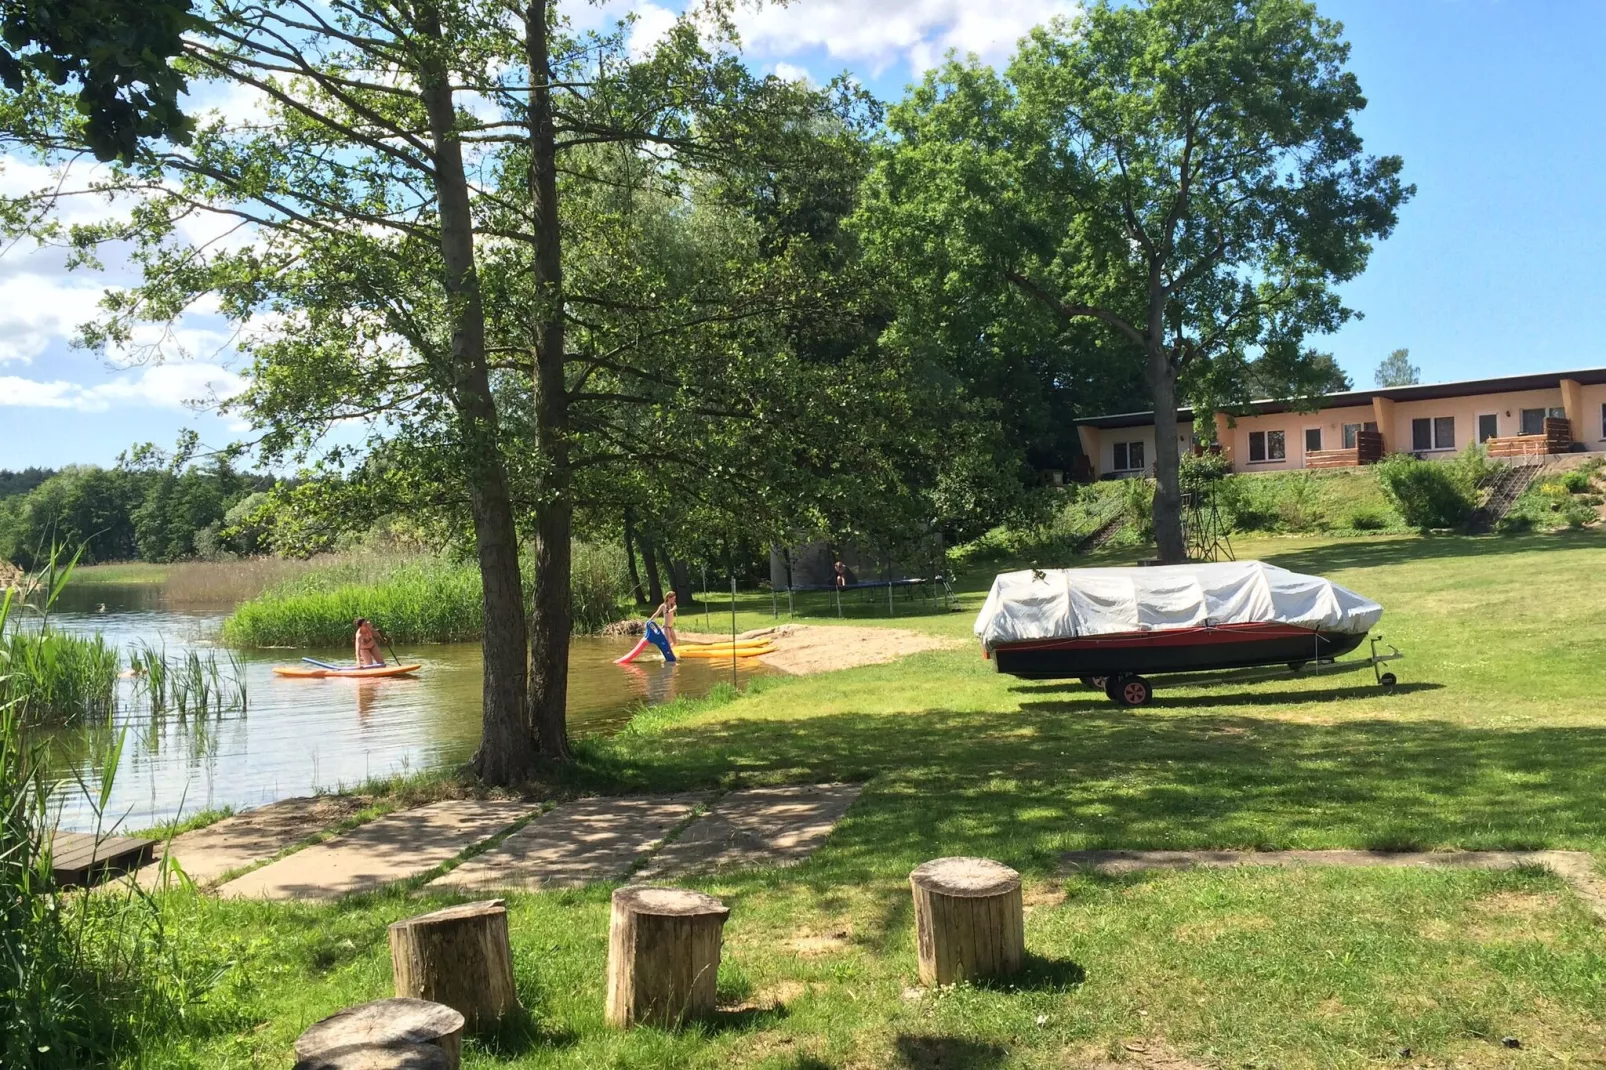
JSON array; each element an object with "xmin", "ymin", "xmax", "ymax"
[
  {"xmin": 1089, "ymin": 676, "xmax": 1108, "ymax": 692},
  {"xmin": 1379, "ymin": 672, "xmax": 1397, "ymax": 689},
  {"xmin": 1113, "ymin": 675, "xmax": 1153, "ymax": 707}
]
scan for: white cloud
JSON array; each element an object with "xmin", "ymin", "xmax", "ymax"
[
  {"xmin": 561, "ymin": 0, "xmax": 680, "ymax": 57},
  {"xmin": 0, "ymin": 273, "xmax": 116, "ymax": 363},
  {"xmin": 772, "ymin": 61, "xmax": 815, "ymax": 85},
  {"xmin": 0, "ymin": 363, "xmax": 246, "ymax": 413},
  {"xmin": 733, "ymin": 0, "xmax": 1078, "ymax": 75}
]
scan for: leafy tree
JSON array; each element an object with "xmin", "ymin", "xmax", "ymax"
[
  {"xmin": 861, "ymin": 0, "xmax": 1411, "ymax": 561},
  {"xmin": 0, "ymin": 0, "xmax": 195, "ymax": 161},
  {"xmin": 1375, "ymin": 347, "xmax": 1420, "ymax": 387}
]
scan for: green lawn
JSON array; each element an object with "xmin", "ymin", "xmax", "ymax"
[{"xmin": 130, "ymin": 530, "xmax": 1606, "ymax": 1069}]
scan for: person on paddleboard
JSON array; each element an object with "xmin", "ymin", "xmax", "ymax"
[
  {"xmin": 647, "ymin": 590, "xmax": 679, "ymax": 648},
  {"xmin": 354, "ymin": 618, "xmax": 387, "ymax": 667}
]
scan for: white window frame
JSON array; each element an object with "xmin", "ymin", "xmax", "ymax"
[
  {"xmin": 1601, "ymin": 402, "xmax": 1606, "ymax": 440},
  {"xmin": 1433, "ymin": 416, "xmax": 1455, "ymax": 450},
  {"xmin": 1476, "ymin": 412, "xmax": 1499, "ymax": 444},
  {"xmin": 1520, "ymin": 407, "xmax": 1546, "ymax": 436},
  {"xmin": 1248, "ymin": 429, "xmax": 1285, "ymax": 464},
  {"xmin": 1412, "ymin": 416, "xmax": 1455, "ymax": 452},
  {"xmin": 1303, "ymin": 426, "xmax": 1323, "ymax": 456},
  {"xmin": 1342, "ymin": 422, "xmax": 1361, "ymax": 449},
  {"xmin": 1111, "ymin": 440, "xmax": 1145, "ymax": 473}
]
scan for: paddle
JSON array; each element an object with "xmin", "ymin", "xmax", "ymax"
[{"xmin": 377, "ymin": 625, "xmax": 400, "ymax": 667}]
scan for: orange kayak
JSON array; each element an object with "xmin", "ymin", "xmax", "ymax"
[{"xmin": 273, "ymin": 663, "xmax": 423, "ymax": 679}]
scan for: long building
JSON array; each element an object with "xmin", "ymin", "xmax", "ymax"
[{"xmin": 1075, "ymin": 367, "xmax": 1606, "ymax": 480}]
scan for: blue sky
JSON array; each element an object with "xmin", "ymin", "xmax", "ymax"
[{"xmin": 1, "ymin": 0, "xmax": 1601, "ymax": 468}]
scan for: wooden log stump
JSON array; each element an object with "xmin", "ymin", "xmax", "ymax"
[
  {"xmin": 388, "ymin": 899, "xmax": 519, "ymax": 1028},
  {"xmin": 292, "ymin": 1041, "xmax": 452, "ymax": 1070},
  {"xmin": 909, "ymin": 857, "xmax": 1024, "ymax": 986},
  {"xmin": 605, "ymin": 886, "xmax": 730, "ymax": 1029},
  {"xmin": 294, "ymin": 998, "xmax": 464, "ymax": 1070}
]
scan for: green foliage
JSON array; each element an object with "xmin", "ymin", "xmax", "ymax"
[
  {"xmin": 947, "ymin": 484, "xmax": 1131, "ymax": 570},
  {"xmin": 1374, "ymin": 454, "xmax": 1476, "ymax": 530},
  {"xmin": 1450, "ymin": 442, "xmax": 1501, "ymax": 489},
  {"xmin": 0, "ymin": 548, "xmax": 118, "ymax": 726},
  {"xmin": 0, "ymin": 0, "xmax": 196, "ymax": 162},
  {"xmin": 1374, "ymin": 347, "xmax": 1420, "ymax": 387},
  {"xmin": 0, "ymin": 459, "xmax": 274, "ymax": 569},
  {"xmin": 1179, "ymin": 450, "xmax": 1233, "ymax": 490},
  {"xmin": 1499, "ymin": 465, "xmax": 1602, "ymax": 534},
  {"xmin": 223, "ymin": 545, "xmax": 631, "ymax": 647},
  {"xmin": 1347, "ymin": 507, "xmax": 1388, "ymax": 531}
]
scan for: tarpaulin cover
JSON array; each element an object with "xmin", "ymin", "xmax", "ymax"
[{"xmin": 973, "ymin": 561, "xmax": 1383, "ymax": 648}]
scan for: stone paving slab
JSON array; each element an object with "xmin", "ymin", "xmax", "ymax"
[
  {"xmin": 135, "ymin": 795, "xmax": 369, "ymax": 890},
  {"xmin": 639, "ymin": 783, "xmax": 863, "ymax": 879},
  {"xmin": 427, "ymin": 792, "xmax": 710, "ymax": 893},
  {"xmin": 1060, "ymin": 848, "xmax": 1606, "ymax": 922},
  {"xmin": 216, "ymin": 799, "xmax": 534, "ymax": 901}
]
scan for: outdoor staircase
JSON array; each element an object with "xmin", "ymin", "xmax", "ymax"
[
  {"xmin": 1465, "ymin": 461, "xmax": 1544, "ymax": 534},
  {"xmin": 1075, "ymin": 513, "xmax": 1126, "ymax": 555}
]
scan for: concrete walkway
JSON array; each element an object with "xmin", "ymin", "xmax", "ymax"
[
  {"xmin": 640, "ymin": 784, "xmax": 863, "ymax": 879},
  {"xmin": 1061, "ymin": 848, "xmax": 1606, "ymax": 922},
  {"xmin": 136, "ymin": 795, "xmax": 369, "ymax": 889},
  {"xmin": 427, "ymin": 792, "xmax": 709, "ymax": 893},
  {"xmin": 216, "ymin": 800, "xmax": 534, "ymax": 901}
]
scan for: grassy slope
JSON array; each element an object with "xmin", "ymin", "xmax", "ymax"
[{"xmin": 135, "ymin": 531, "xmax": 1606, "ymax": 1069}]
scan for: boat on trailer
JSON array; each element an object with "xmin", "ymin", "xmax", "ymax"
[{"xmin": 974, "ymin": 560, "xmax": 1400, "ymax": 706}]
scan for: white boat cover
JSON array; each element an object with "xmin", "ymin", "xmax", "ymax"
[{"xmin": 974, "ymin": 561, "xmax": 1383, "ymax": 648}]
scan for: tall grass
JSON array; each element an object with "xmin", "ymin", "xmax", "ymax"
[
  {"xmin": 0, "ymin": 549, "xmax": 120, "ymax": 726},
  {"xmin": 131, "ymin": 642, "xmax": 248, "ymax": 718},
  {"xmin": 1, "ymin": 566, "xmax": 230, "ymax": 1068},
  {"xmin": 221, "ymin": 543, "xmax": 631, "ymax": 647}
]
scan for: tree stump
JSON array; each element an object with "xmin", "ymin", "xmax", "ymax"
[
  {"xmin": 388, "ymin": 899, "xmax": 519, "ymax": 1028},
  {"xmin": 605, "ymin": 886, "xmax": 730, "ymax": 1029},
  {"xmin": 292, "ymin": 1041, "xmax": 452, "ymax": 1070},
  {"xmin": 909, "ymin": 857, "xmax": 1024, "ymax": 986},
  {"xmin": 293, "ymin": 998, "xmax": 464, "ymax": 1070}
]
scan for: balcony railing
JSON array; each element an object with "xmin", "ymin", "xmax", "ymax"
[{"xmin": 1486, "ymin": 418, "xmax": 1572, "ymax": 459}]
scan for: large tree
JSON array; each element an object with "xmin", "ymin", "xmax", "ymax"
[{"xmin": 861, "ymin": 0, "xmax": 1410, "ymax": 561}]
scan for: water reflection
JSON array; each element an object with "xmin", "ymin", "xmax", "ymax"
[{"xmin": 41, "ymin": 582, "xmax": 769, "ymax": 831}]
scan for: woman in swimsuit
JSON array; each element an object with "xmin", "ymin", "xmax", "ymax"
[{"xmin": 354, "ymin": 617, "xmax": 387, "ymax": 667}]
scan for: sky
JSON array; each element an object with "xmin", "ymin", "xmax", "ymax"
[{"xmin": 1, "ymin": 0, "xmax": 1603, "ymax": 469}]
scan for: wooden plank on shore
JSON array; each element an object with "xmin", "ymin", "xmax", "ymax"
[{"xmin": 50, "ymin": 831, "xmax": 156, "ymax": 887}]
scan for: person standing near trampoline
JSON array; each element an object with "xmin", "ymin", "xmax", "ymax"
[{"xmin": 834, "ymin": 560, "xmax": 848, "ymax": 590}]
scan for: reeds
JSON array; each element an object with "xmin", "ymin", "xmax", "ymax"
[
  {"xmin": 130, "ymin": 642, "xmax": 247, "ymax": 719},
  {"xmin": 0, "ymin": 548, "xmax": 120, "ymax": 726},
  {"xmin": 222, "ymin": 545, "xmax": 630, "ymax": 647}
]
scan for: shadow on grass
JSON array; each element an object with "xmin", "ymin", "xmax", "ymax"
[
  {"xmin": 470, "ymin": 1006, "xmax": 580, "ymax": 1058},
  {"xmin": 575, "ymin": 701, "xmax": 1606, "ymax": 877},
  {"xmin": 981, "ymin": 953, "xmax": 1085, "ymax": 992},
  {"xmin": 1258, "ymin": 530, "xmax": 1603, "ymax": 573},
  {"xmin": 1008, "ymin": 682, "xmax": 1445, "ymax": 704},
  {"xmin": 895, "ymin": 1033, "xmax": 1010, "ymax": 1068}
]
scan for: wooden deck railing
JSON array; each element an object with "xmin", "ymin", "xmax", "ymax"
[
  {"xmin": 1486, "ymin": 418, "xmax": 1572, "ymax": 459},
  {"xmin": 1305, "ymin": 430, "xmax": 1384, "ymax": 469}
]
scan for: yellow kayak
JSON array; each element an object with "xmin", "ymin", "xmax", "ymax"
[
  {"xmin": 675, "ymin": 645, "xmax": 774, "ymax": 659},
  {"xmin": 678, "ymin": 641, "xmax": 774, "ymax": 653}
]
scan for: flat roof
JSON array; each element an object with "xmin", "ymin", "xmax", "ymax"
[{"xmin": 1077, "ymin": 366, "xmax": 1606, "ymax": 430}]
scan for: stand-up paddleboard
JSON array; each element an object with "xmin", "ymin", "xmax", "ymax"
[
  {"xmin": 274, "ymin": 658, "xmax": 423, "ymax": 679},
  {"xmin": 676, "ymin": 645, "xmax": 773, "ymax": 659}
]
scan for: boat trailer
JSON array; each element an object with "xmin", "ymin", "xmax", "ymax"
[{"xmin": 1085, "ymin": 634, "xmax": 1405, "ymax": 708}]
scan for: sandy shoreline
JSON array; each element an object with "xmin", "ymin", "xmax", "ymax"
[{"xmin": 676, "ymin": 623, "xmax": 957, "ymax": 675}]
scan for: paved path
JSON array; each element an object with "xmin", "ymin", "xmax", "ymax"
[
  {"xmin": 427, "ymin": 792, "xmax": 709, "ymax": 893},
  {"xmin": 216, "ymin": 800, "xmax": 534, "ymax": 901},
  {"xmin": 136, "ymin": 795, "xmax": 368, "ymax": 889},
  {"xmin": 1061, "ymin": 848, "xmax": 1606, "ymax": 922},
  {"xmin": 639, "ymin": 784, "xmax": 863, "ymax": 879}
]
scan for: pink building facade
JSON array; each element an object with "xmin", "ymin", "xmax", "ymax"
[{"xmin": 1076, "ymin": 368, "xmax": 1606, "ymax": 479}]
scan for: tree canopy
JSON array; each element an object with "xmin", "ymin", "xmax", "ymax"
[{"xmin": 1375, "ymin": 347, "xmax": 1420, "ymax": 387}]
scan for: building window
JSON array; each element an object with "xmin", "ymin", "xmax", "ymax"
[
  {"xmin": 1519, "ymin": 407, "xmax": 1563, "ymax": 435},
  {"xmin": 1248, "ymin": 430, "xmax": 1285, "ymax": 463},
  {"xmin": 1112, "ymin": 441, "xmax": 1145, "ymax": 472},
  {"xmin": 1601, "ymin": 402, "xmax": 1606, "ymax": 439},
  {"xmin": 1341, "ymin": 421, "xmax": 1378, "ymax": 449},
  {"xmin": 1412, "ymin": 417, "xmax": 1455, "ymax": 451},
  {"xmin": 1477, "ymin": 413, "xmax": 1498, "ymax": 443}
]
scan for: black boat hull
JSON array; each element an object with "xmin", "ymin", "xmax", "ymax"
[{"xmin": 991, "ymin": 623, "xmax": 1368, "ymax": 679}]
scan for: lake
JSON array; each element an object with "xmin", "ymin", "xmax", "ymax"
[{"xmin": 41, "ymin": 581, "xmax": 769, "ymax": 832}]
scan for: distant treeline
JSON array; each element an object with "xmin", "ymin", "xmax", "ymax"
[{"xmin": 0, "ymin": 462, "xmax": 278, "ymax": 569}]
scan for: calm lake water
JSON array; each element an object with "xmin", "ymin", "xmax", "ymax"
[{"xmin": 42, "ymin": 582, "xmax": 769, "ymax": 832}]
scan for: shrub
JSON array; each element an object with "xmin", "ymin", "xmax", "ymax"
[
  {"xmin": 1559, "ymin": 469, "xmax": 1593, "ymax": 494},
  {"xmin": 1451, "ymin": 442, "xmax": 1502, "ymax": 488},
  {"xmin": 1374, "ymin": 454, "xmax": 1475, "ymax": 529},
  {"xmin": 1180, "ymin": 450, "xmax": 1232, "ymax": 490},
  {"xmin": 1348, "ymin": 507, "xmax": 1388, "ymax": 531},
  {"xmin": 1563, "ymin": 501, "xmax": 1597, "ymax": 529},
  {"xmin": 1121, "ymin": 478, "xmax": 1155, "ymax": 541},
  {"xmin": 1496, "ymin": 512, "xmax": 1535, "ymax": 534}
]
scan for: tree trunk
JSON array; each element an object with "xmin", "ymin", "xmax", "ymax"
[
  {"xmin": 908, "ymin": 857, "xmax": 1024, "ymax": 986},
  {"xmin": 417, "ymin": 18, "xmax": 532, "ymax": 785},
  {"xmin": 1148, "ymin": 348, "xmax": 1187, "ymax": 564},
  {"xmin": 388, "ymin": 901, "xmax": 519, "ymax": 1030},
  {"xmin": 640, "ymin": 528, "xmax": 664, "ymax": 606},
  {"xmin": 658, "ymin": 542, "xmax": 691, "ymax": 607},
  {"xmin": 525, "ymin": 0, "xmax": 573, "ymax": 761},
  {"xmin": 623, "ymin": 509, "xmax": 647, "ymax": 607},
  {"xmin": 605, "ymin": 887, "xmax": 729, "ymax": 1029},
  {"xmin": 294, "ymin": 998, "xmax": 464, "ymax": 1070}
]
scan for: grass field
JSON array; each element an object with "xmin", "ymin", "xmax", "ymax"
[{"xmin": 122, "ymin": 529, "xmax": 1606, "ymax": 1069}]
